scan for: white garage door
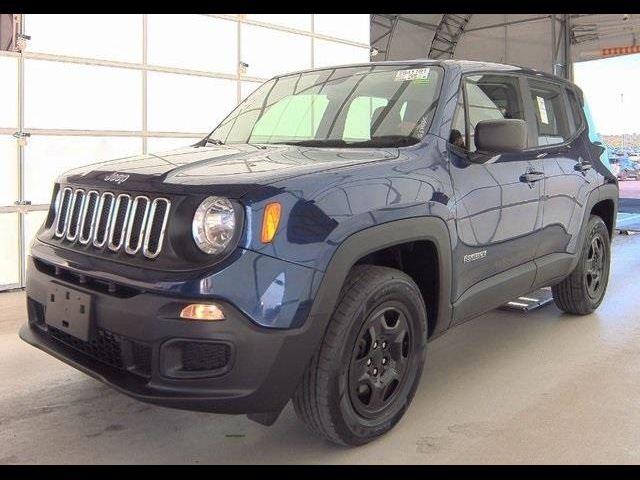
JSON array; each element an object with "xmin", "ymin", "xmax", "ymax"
[{"xmin": 0, "ymin": 14, "xmax": 371, "ymax": 290}]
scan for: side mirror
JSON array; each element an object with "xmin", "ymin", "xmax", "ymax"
[{"xmin": 475, "ymin": 119, "xmax": 527, "ymax": 153}]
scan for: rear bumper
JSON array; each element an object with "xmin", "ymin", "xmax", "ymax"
[{"xmin": 20, "ymin": 254, "xmax": 326, "ymax": 415}]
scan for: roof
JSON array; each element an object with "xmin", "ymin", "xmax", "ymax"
[{"xmin": 274, "ymin": 59, "xmax": 574, "ymax": 85}]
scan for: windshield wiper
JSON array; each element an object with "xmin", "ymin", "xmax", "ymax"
[
  {"xmin": 272, "ymin": 139, "xmax": 348, "ymax": 148},
  {"xmin": 350, "ymin": 135, "xmax": 420, "ymax": 148},
  {"xmin": 194, "ymin": 137, "xmax": 225, "ymax": 147}
]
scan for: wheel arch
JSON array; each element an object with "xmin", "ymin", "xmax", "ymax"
[{"xmin": 309, "ymin": 217, "xmax": 453, "ymax": 340}]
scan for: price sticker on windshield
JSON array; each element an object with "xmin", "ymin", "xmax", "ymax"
[{"xmin": 395, "ymin": 68, "xmax": 430, "ymax": 82}]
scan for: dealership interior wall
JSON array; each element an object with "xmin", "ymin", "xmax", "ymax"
[{"xmin": 0, "ymin": 14, "xmax": 371, "ymax": 291}]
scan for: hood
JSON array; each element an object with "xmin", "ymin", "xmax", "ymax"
[{"xmin": 61, "ymin": 144, "xmax": 400, "ymax": 198}]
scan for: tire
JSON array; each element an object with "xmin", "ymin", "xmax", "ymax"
[
  {"xmin": 293, "ymin": 265, "xmax": 428, "ymax": 446},
  {"xmin": 552, "ymin": 215, "xmax": 611, "ymax": 315}
]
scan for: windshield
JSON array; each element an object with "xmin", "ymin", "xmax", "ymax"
[{"xmin": 208, "ymin": 64, "xmax": 444, "ymax": 148}]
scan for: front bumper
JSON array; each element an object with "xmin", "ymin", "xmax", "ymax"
[{"xmin": 20, "ymin": 252, "xmax": 326, "ymax": 415}]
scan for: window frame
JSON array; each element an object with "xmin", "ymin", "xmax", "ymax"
[
  {"xmin": 520, "ymin": 74, "xmax": 586, "ymax": 152},
  {"xmin": 454, "ymin": 71, "xmax": 536, "ymax": 153},
  {"xmin": 451, "ymin": 71, "xmax": 588, "ymax": 155}
]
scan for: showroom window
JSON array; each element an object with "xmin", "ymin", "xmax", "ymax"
[{"xmin": 0, "ymin": 13, "xmax": 371, "ymax": 289}]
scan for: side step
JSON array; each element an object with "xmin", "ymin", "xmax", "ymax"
[{"xmin": 500, "ymin": 287, "xmax": 554, "ymax": 312}]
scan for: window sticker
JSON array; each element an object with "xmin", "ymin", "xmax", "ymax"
[
  {"xmin": 395, "ymin": 68, "xmax": 430, "ymax": 82},
  {"xmin": 536, "ymin": 96, "xmax": 549, "ymax": 124}
]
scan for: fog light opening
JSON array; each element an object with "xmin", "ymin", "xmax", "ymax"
[{"xmin": 180, "ymin": 304, "xmax": 225, "ymax": 321}]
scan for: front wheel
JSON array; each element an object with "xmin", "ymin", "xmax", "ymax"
[
  {"xmin": 293, "ymin": 265, "xmax": 427, "ymax": 446},
  {"xmin": 552, "ymin": 215, "xmax": 611, "ymax": 315}
]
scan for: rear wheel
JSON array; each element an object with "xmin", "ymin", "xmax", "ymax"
[
  {"xmin": 293, "ymin": 265, "xmax": 427, "ymax": 446},
  {"xmin": 552, "ymin": 215, "xmax": 611, "ymax": 315}
]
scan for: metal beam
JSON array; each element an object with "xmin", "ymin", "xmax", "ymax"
[
  {"xmin": 428, "ymin": 14, "xmax": 473, "ymax": 59},
  {"xmin": 465, "ymin": 15, "xmax": 551, "ymax": 33}
]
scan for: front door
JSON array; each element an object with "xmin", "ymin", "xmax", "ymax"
[{"xmin": 448, "ymin": 73, "xmax": 545, "ymax": 301}]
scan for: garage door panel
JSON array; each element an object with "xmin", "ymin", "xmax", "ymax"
[
  {"xmin": 24, "ymin": 135, "xmax": 142, "ymax": 205},
  {"xmin": 0, "ymin": 213, "xmax": 20, "ymax": 288},
  {"xmin": 26, "ymin": 14, "xmax": 142, "ymax": 63},
  {"xmin": 24, "ymin": 59, "xmax": 142, "ymax": 131},
  {"xmin": 241, "ymin": 24, "xmax": 311, "ymax": 79},
  {"xmin": 0, "ymin": 136, "xmax": 18, "ymax": 207},
  {"xmin": 147, "ymin": 15, "xmax": 237, "ymax": 74},
  {"xmin": 147, "ymin": 72, "xmax": 237, "ymax": 133},
  {"xmin": 0, "ymin": 56, "xmax": 17, "ymax": 128}
]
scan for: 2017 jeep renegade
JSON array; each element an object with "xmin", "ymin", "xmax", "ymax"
[{"xmin": 20, "ymin": 60, "xmax": 618, "ymax": 446}]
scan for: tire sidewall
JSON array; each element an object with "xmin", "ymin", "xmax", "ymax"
[
  {"xmin": 580, "ymin": 217, "xmax": 611, "ymax": 310},
  {"xmin": 328, "ymin": 276, "xmax": 427, "ymax": 445}
]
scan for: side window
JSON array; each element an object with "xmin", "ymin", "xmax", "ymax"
[
  {"xmin": 528, "ymin": 79, "xmax": 571, "ymax": 146},
  {"xmin": 566, "ymin": 88, "xmax": 584, "ymax": 132},
  {"xmin": 464, "ymin": 75, "xmax": 524, "ymax": 152}
]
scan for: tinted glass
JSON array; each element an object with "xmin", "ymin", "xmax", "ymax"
[
  {"xmin": 566, "ymin": 88, "xmax": 584, "ymax": 131},
  {"xmin": 528, "ymin": 79, "xmax": 570, "ymax": 146},
  {"xmin": 210, "ymin": 65, "xmax": 444, "ymax": 148},
  {"xmin": 464, "ymin": 74, "xmax": 524, "ymax": 152}
]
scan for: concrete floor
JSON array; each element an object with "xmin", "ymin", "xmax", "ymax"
[{"xmin": 2, "ymin": 234, "xmax": 640, "ymax": 464}]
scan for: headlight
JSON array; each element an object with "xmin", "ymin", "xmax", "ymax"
[{"xmin": 192, "ymin": 196, "xmax": 236, "ymax": 254}]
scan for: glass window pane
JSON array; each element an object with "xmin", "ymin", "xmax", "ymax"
[
  {"xmin": 0, "ymin": 56, "xmax": 17, "ymax": 128},
  {"xmin": 0, "ymin": 136, "xmax": 18, "ymax": 206},
  {"xmin": 344, "ymin": 97, "xmax": 388, "ymax": 141},
  {"xmin": 251, "ymin": 94, "xmax": 329, "ymax": 141},
  {"xmin": 24, "ymin": 210, "xmax": 48, "ymax": 263},
  {"xmin": 465, "ymin": 75, "xmax": 524, "ymax": 152},
  {"xmin": 247, "ymin": 14, "xmax": 311, "ymax": 31},
  {"xmin": 313, "ymin": 40, "xmax": 370, "ymax": 68},
  {"xmin": 241, "ymin": 81, "xmax": 261, "ymax": 101},
  {"xmin": 566, "ymin": 88, "xmax": 584, "ymax": 131},
  {"xmin": 24, "ymin": 59, "xmax": 142, "ymax": 130},
  {"xmin": 241, "ymin": 24, "xmax": 311, "ymax": 78},
  {"xmin": 26, "ymin": 14, "xmax": 142, "ymax": 63},
  {"xmin": 148, "ymin": 15, "xmax": 237, "ymax": 74},
  {"xmin": 24, "ymin": 136, "xmax": 142, "ymax": 204},
  {"xmin": 0, "ymin": 213, "xmax": 19, "ymax": 288},
  {"xmin": 314, "ymin": 14, "xmax": 370, "ymax": 44},
  {"xmin": 528, "ymin": 79, "xmax": 571, "ymax": 146},
  {"xmin": 147, "ymin": 137, "xmax": 201, "ymax": 152},
  {"xmin": 147, "ymin": 71, "xmax": 237, "ymax": 133}
]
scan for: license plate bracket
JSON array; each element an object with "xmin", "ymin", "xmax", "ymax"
[{"xmin": 45, "ymin": 284, "xmax": 93, "ymax": 341}]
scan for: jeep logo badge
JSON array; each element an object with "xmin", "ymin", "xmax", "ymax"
[{"xmin": 103, "ymin": 172, "xmax": 130, "ymax": 184}]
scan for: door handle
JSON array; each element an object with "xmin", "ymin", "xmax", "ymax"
[
  {"xmin": 574, "ymin": 161, "xmax": 592, "ymax": 172},
  {"xmin": 520, "ymin": 171, "xmax": 544, "ymax": 183}
]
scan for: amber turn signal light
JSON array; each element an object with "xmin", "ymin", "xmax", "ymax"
[
  {"xmin": 180, "ymin": 304, "xmax": 225, "ymax": 321},
  {"xmin": 261, "ymin": 202, "xmax": 281, "ymax": 243}
]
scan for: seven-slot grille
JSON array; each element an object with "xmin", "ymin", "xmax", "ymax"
[{"xmin": 53, "ymin": 187, "xmax": 170, "ymax": 259}]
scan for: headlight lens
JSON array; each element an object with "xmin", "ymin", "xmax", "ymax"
[{"xmin": 192, "ymin": 196, "xmax": 236, "ymax": 254}]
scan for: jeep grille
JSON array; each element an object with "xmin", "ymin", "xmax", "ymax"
[{"xmin": 53, "ymin": 187, "xmax": 171, "ymax": 259}]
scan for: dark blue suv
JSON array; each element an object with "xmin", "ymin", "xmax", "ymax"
[{"xmin": 20, "ymin": 60, "xmax": 618, "ymax": 445}]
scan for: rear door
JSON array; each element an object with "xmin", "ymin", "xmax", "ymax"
[{"xmin": 523, "ymin": 78, "xmax": 595, "ymax": 259}]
